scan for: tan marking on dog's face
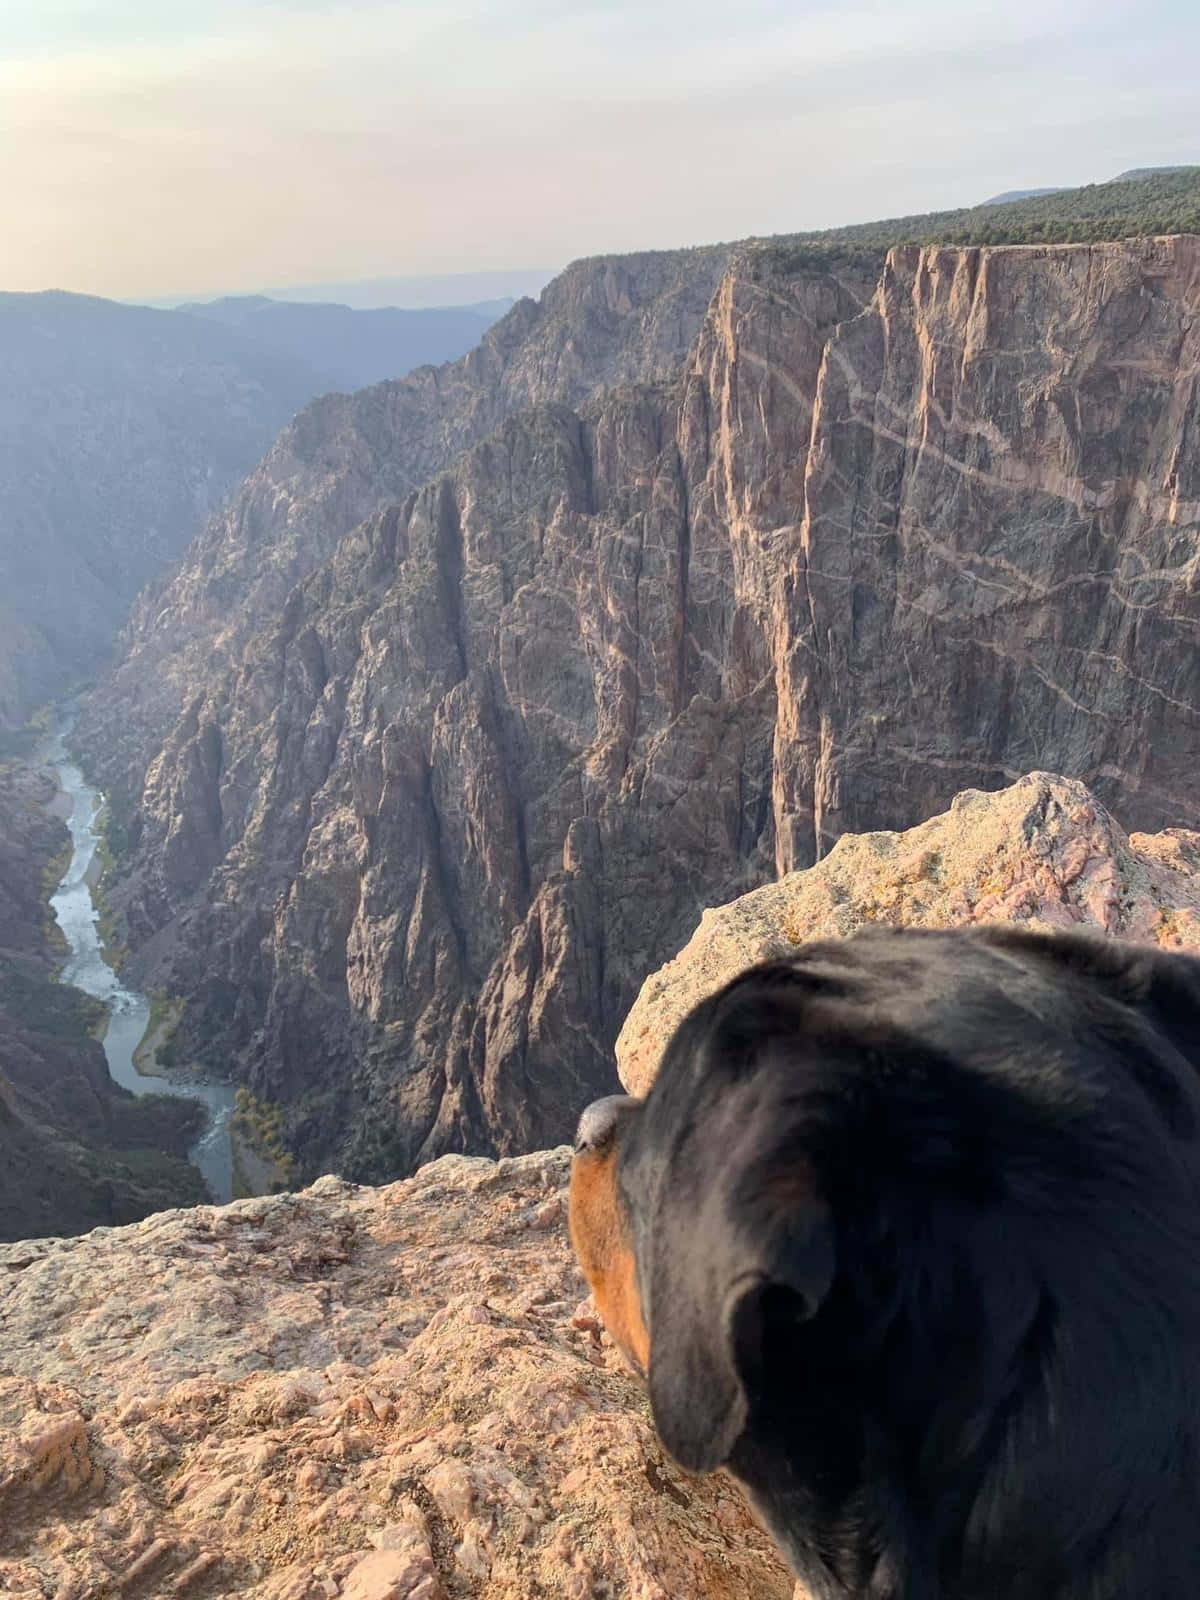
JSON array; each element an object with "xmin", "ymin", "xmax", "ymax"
[{"xmin": 569, "ymin": 1141, "xmax": 650, "ymax": 1374}]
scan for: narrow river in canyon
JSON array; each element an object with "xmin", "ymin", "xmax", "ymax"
[{"xmin": 41, "ymin": 712, "xmax": 236, "ymax": 1202}]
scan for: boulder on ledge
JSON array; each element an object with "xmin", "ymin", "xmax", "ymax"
[{"xmin": 617, "ymin": 773, "xmax": 1200, "ymax": 1097}]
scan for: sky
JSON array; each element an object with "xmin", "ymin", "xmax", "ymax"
[{"xmin": 2, "ymin": 0, "xmax": 1198, "ymax": 304}]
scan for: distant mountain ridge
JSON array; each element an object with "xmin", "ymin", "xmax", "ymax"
[
  {"xmin": 1112, "ymin": 166, "xmax": 1196, "ymax": 181},
  {"xmin": 770, "ymin": 164, "xmax": 1200, "ymax": 252},
  {"xmin": 980, "ymin": 166, "xmax": 1193, "ymax": 207},
  {"xmin": 176, "ymin": 293, "xmax": 507, "ymax": 394},
  {"xmin": 0, "ymin": 287, "xmax": 510, "ymax": 728},
  {"xmin": 0, "ymin": 290, "xmax": 319, "ymax": 728},
  {"xmin": 147, "ymin": 268, "xmax": 557, "ymax": 312},
  {"xmin": 981, "ymin": 187, "xmax": 1066, "ymax": 206},
  {"xmin": 251, "ymin": 267, "xmax": 557, "ymax": 310}
]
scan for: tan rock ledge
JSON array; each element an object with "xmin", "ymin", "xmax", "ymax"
[
  {"xmin": 0, "ymin": 1150, "xmax": 792, "ymax": 1599},
  {"xmin": 617, "ymin": 773, "xmax": 1200, "ymax": 1097}
]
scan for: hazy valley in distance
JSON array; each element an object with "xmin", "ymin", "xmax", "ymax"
[{"xmin": 0, "ymin": 287, "xmax": 521, "ymax": 735}]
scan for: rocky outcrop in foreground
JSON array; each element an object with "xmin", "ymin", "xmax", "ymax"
[
  {"xmin": 618, "ymin": 772, "xmax": 1200, "ymax": 1094},
  {"xmin": 0, "ymin": 1152, "xmax": 792, "ymax": 1599}
]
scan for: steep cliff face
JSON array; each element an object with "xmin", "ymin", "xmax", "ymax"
[
  {"xmin": 0, "ymin": 763, "xmax": 205, "ymax": 1240},
  {"xmin": 94, "ymin": 255, "xmax": 874, "ymax": 1179},
  {"xmin": 770, "ymin": 235, "xmax": 1200, "ymax": 868},
  {"xmin": 88, "ymin": 236, "xmax": 1200, "ymax": 1182}
]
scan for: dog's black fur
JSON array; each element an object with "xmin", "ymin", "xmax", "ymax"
[{"xmin": 607, "ymin": 926, "xmax": 1200, "ymax": 1599}]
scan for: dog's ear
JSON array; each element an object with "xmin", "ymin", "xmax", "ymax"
[
  {"xmin": 641, "ymin": 1098, "xmax": 834, "ymax": 1474},
  {"xmin": 1118, "ymin": 942, "xmax": 1200, "ymax": 1069},
  {"xmin": 979, "ymin": 927, "xmax": 1200, "ymax": 1068}
]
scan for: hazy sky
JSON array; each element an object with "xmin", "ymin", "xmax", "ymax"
[{"xmin": 3, "ymin": 0, "xmax": 1197, "ymax": 302}]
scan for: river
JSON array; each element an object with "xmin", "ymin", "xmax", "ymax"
[{"xmin": 40, "ymin": 714, "xmax": 236, "ymax": 1202}]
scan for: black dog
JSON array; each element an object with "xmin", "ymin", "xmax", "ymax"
[{"xmin": 569, "ymin": 925, "xmax": 1200, "ymax": 1599}]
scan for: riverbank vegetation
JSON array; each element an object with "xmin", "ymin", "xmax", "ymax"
[
  {"xmin": 39, "ymin": 838, "xmax": 72, "ymax": 969},
  {"xmin": 232, "ymin": 1087, "xmax": 297, "ymax": 1197},
  {"xmin": 89, "ymin": 798, "xmax": 134, "ymax": 976},
  {"xmin": 133, "ymin": 989, "xmax": 185, "ymax": 1074}
]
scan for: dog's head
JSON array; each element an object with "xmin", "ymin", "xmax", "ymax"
[
  {"xmin": 569, "ymin": 958, "xmax": 843, "ymax": 1473},
  {"xmin": 569, "ymin": 926, "xmax": 1200, "ymax": 1491}
]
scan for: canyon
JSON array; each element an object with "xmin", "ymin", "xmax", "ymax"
[
  {"xmin": 0, "ymin": 757, "xmax": 205, "ymax": 1241},
  {"xmin": 75, "ymin": 224, "xmax": 1200, "ymax": 1184},
  {"xmin": 6, "ymin": 170, "xmax": 1200, "ymax": 1590}
]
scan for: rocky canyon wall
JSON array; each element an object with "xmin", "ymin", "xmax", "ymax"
[
  {"xmin": 771, "ymin": 236, "xmax": 1200, "ymax": 868},
  {"xmin": 83, "ymin": 236, "xmax": 1200, "ymax": 1182},
  {"xmin": 82, "ymin": 246, "xmax": 735, "ymax": 793}
]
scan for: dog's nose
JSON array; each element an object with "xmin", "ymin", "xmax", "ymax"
[{"xmin": 574, "ymin": 1094, "xmax": 640, "ymax": 1155}]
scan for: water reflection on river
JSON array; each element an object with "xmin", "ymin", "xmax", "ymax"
[{"xmin": 41, "ymin": 713, "xmax": 235, "ymax": 1202}]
